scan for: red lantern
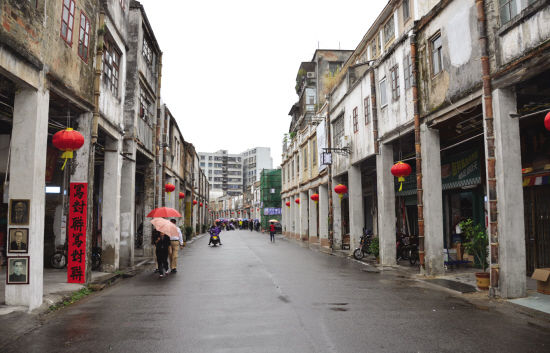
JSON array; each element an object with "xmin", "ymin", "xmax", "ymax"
[
  {"xmin": 179, "ymin": 192, "xmax": 185, "ymax": 199},
  {"xmin": 545, "ymin": 112, "xmax": 550, "ymax": 131},
  {"xmin": 193, "ymin": 200, "xmax": 198, "ymax": 206},
  {"xmin": 200, "ymin": 202, "xmax": 203, "ymax": 207},
  {"xmin": 391, "ymin": 161, "xmax": 412, "ymax": 192},
  {"xmin": 310, "ymin": 193, "xmax": 319, "ymax": 204},
  {"xmin": 52, "ymin": 128, "xmax": 85, "ymax": 170},
  {"xmin": 165, "ymin": 183, "xmax": 175, "ymax": 193},
  {"xmin": 334, "ymin": 184, "xmax": 348, "ymax": 201},
  {"xmin": 285, "ymin": 201, "xmax": 291, "ymax": 208},
  {"xmin": 295, "ymin": 198, "xmax": 300, "ymax": 204}
]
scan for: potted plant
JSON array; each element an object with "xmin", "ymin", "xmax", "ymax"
[
  {"xmin": 184, "ymin": 226, "xmax": 193, "ymax": 241},
  {"xmin": 460, "ymin": 219, "xmax": 489, "ymax": 290},
  {"xmin": 369, "ymin": 237, "xmax": 380, "ymax": 263}
]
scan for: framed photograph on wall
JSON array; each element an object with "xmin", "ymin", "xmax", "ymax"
[
  {"xmin": 9, "ymin": 199, "xmax": 30, "ymax": 226},
  {"xmin": 8, "ymin": 228, "xmax": 28, "ymax": 253},
  {"xmin": 6, "ymin": 256, "xmax": 29, "ymax": 285}
]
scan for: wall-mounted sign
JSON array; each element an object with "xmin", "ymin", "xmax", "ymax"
[{"xmin": 68, "ymin": 183, "xmax": 87, "ymax": 284}]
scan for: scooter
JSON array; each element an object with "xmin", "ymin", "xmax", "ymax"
[
  {"xmin": 209, "ymin": 228, "xmax": 221, "ymax": 246},
  {"xmin": 353, "ymin": 229, "xmax": 374, "ymax": 260},
  {"xmin": 50, "ymin": 244, "xmax": 102, "ymax": 270}
]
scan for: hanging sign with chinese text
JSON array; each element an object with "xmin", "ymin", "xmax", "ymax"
[{"xmin": 68, "ymin": 183, "xmax": 87, "ymax": 283}]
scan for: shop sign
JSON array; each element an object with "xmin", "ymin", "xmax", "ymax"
[
  {"xmin": 264, "ymin": 207, "xmax": 282, "ymax": 215},
  {"xmin": 441, "ymin": 149, "xmax": 481, "ymax": 190},
  {"xmin": 68, "ymin": 183, "xmax": 87, "ymax": 284}
]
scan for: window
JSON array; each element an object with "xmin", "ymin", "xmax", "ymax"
[
  {"xmin": 431, "ymin": 33, "xmax": 443, "ymax": 76},
  {"xmin": 200, "ymin": 155, "xmax": 205, "ymax": 160},
  {"xmin": 139, "ymin": 91, "xmax": 152, "ymax": 124},
  {"xmin": 403, "ymin": 0, "xmax": 410, "ymax": 21},
  {"xmin": 60, "ymin": 0, "xmax": 75, "ymax": 45},
  {"xmin": 379, "ymin": 77, "xmax": 388, "ymax": 107},
  {"xmin": 364, "ymin": 97, "xmax": 371, "ymax": 125},
  {"xmin": 328, "ymin": 62, "xmax": 342, "ymax": 75},
  {"xmin": 383, "ymin": 15, "xmax": 395, "ymax": 45},
  {"xmin": 77, "ymin": 12, "xmax": 90, "ymax": 62},
  {"xmin": 404, "ymin": 55, "xmax": 413, "ymax": 89},
  {"xmin": 103, "ymin": 37, "xmax": 121, "ymax": 96},
  {"xmin": 332, "ymin": 115, "xmax": 345, "ymax": 145},
  {"xmin": 142, "ymin": 36, "xmax": 155, "ymax": 71},
  {"xmin": 390, "ymin": 65, "xmax": 400, "ymax": 100},
  {"xmin": 499, "ymin": 0, "xmax": 517, "ymax": 24},
  {"xmin": 311, "ymin": 138, "xmax": 317, "ymax": 167},
  {"xmin": 302, "ymin": 146, "xmax": 308, "ymax": 170},
  {"xmin": 370, "ymin": 34, "xmax": 381, "ymax": 59},
  {"xmin": 352, "ymin": 107, "xmax": 359, "ymax": 133}
]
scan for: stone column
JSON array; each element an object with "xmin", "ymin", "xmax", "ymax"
[
  {"xmin": 101, "ymin": 137, "xmax": 122, "ymax": 272},
  {"xmin": 489, "ymin": 88, "xmax": 526, "ymax": 298},
  {"xmin": 142, "ymin": 159, "xmax": 155, "ymax": 256},
  {"xmin": 421, "ymin": 123, "xmax": 444, "ymax": 275},
  {"xmin": 348, "ymin": 165, "xmax": 364, "ymax": 250},
  {"xmin": 376, "ymin": 143, "xmax": 396, "ymax": 265},
  {"xmin": 119, "ymin": 140, "xmax": 136, "ymax": 268},
  {"xmin": 308, "ymin": 189, "xmax": 318, "ymax": 242},
  {"xmin": 293, "ymin": 195, "xmax": 299, "ymax": 238},
  {"xmin": 71, "ymin": 112, "xmax": 93, "ymax": 281},
  {"xmin": 318, "ymin": 184, "xmax": 329, "ymax": 247},
  {"xmin": 300, "ymin": 190, "xmax": 308, "ymax": 241},
  {"xmin": 5, "ymin": 87, "xmax": 49, "ymax": 310},
  {"xmin": 332, "ymin": 184, "xmax": 342, "ymax": 249}
]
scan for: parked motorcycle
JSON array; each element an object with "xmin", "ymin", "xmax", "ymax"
[
  {"xmin": 353, "ymin": 229, "xmax": 374, "ymax": 260},
  {"xmin": 50, "ymin": 245, "xmax": 102, "ymax": 270}
]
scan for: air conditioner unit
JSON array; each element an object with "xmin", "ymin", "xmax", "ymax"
[
  {"xmin": 307, "ymin": 72, "xmax": 316, "ymax": 78},
  {"xmin": 339, "ymin": 135, "xmax": 350, "ymax": 148}
]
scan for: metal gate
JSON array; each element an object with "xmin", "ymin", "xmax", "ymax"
[{"xmin": 524, "ymin": 185, "xmax": 550, "ymax": 275}]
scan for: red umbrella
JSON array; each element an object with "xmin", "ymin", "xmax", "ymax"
[{"xmin": 146, "ymin": 207, "xmax": 182, "ymax": 218}]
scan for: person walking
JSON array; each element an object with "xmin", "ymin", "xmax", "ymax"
[
  {"xmin": 155, "ymin": 232, "xmax": 171, "ymax": 278},
  {"xmin": 169, "ymin": 219, "xmax": 184, "ymax": 273},
  {"xmin": 269, "ymin": 222, "xmax": 276, "ymax": 243},
  {"xmin": 249, "ymin": 220, "xmax": 253, "ymax": 232}
]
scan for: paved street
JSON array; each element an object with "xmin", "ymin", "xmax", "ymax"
[{"xmin": 5, "ymin": 230, "xmax": 550, "ymax": 353}]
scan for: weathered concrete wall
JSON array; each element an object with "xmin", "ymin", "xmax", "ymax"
[{"xmin": 417, "ymin": 0, "xmax": 482, "ymax": 117}]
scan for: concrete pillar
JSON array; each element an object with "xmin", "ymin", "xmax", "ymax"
[
  {"xmin": 319, "ymin": 184, "xmax": 329, "ymax": 247},
  {"xmin": 293, "ymin": 195, "xmax": 299, "ymax": 238},
  {"xmin": 101, "ymin": 137, "xmax": 122, "ymax": 272},
  {"xmin": 300, "ymin": 190, "xmax": 308, "ymax": 240},
  {"xmin": 5, "ymin": 87, "xmax": 49, "ymax": 310},
  {"xmin": 142, "ymin": 159, "xmax": 155, "ymax": 256},
  {"xmin": 332, "ymin": 184, "xmax": 342, "ymax": 249},
  {"xmin": 376, "ymin": 143, "xmax": 396, "ymax": 266},
  {"xmin": 71, "ymin": 112, "xmax": 93, "ymax": 281},
  {"xmin": 119, "ymin": 140, "xmax": 136, "ymax": 268},
  {"xmin": 421, "ymin": 123, "xmax": 444, "ymax": 275},
  {"xmin": 308, "ymin": 189, "xmax": 318, "ymax": 242},
  {"xmin": 490, "ymin": 88, "xmax": 526, "ymax": 298},
  {"xmin": 348, "ymin": 165, "xmax": 364, "ymax": 250}
]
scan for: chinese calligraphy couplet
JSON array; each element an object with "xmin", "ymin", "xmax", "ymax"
[{"xmin": 68, "ymin": 183, "xmax": 88, "ymax": 283}]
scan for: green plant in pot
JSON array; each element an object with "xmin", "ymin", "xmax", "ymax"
[
  {"xmin": 460, "ymin": 218, "xmax": 489, "ymax": 290},
  {"xmin": 184, "ymin": 226, "xmax": 193, "ymax": 241},
  {"xmin": 369, "ymin": 237, "xmax": 380, "ymax": 262}
]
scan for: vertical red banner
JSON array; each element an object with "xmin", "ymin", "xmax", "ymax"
[{"xmin": 68, "ymin": 183, "xmax": 87, "ymax": 283}]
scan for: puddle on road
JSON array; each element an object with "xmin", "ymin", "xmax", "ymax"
[{"xmin": 278, "ymin": 295, "xmax": 290, "ymax": 303}]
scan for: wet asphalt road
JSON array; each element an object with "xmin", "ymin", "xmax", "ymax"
[{"xmin": 6, "ymin": 230, "xmax": 550, "ymax": 353}]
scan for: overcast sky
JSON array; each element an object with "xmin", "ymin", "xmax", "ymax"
[{"xmin": 139, "ymin": 0, "xmax": 388, "ymax": 166}]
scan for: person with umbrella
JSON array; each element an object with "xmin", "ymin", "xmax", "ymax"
[
  {"xmin": 150, "ymin": 218, "xmax": 180, "ymax": 278},
  {"xmin": 169, "ymin": 219, "xmax": 185, "ymax": 273}
]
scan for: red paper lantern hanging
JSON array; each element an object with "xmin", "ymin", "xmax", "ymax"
[
  {"xmin": 310, "ymin": 193, "xmax": 319, "ymax": 204},
  {"xmin": 200, "ymin": 202, "xmax": 203, "ymax": 207},
  {"xmin": 295, "ymin": 198, "xmax": 300, "ymax": 204},
  {"xmin": 179, "ymin": 192, "xmax": 185, "ymax": 199},
  {"xmin": 545, "ymin": 112, "xmax": 550, "ymax": 131},
  {"xmin": 391, "ymin": 161, "xmax": 412, "ymax": 192},
  {"xmin": 52, "ymin": 128, "xmax": 85, "ymax": 170},
  {"xmin": 193, "ymin": 200, "xmax": 198, "ymax": 206},
  {"xmin": 285, "ymin": 201, "xmax": 291, "ymax": 208},
  {"xmin": 334, "ymin": 184, "xmax": 348, "ymax": 201}
]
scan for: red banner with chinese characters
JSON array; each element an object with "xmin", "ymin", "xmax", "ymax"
[{"xmin": 68, "ymin": 183, "xmax": 87, "ymax": 283}]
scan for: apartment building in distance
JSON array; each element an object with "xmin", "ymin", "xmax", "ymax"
[
  {"xmin": 242, "ymin": 147, "xmax": 273, "ymax": 189},
  {"xmin": 199, "ymin": 150, "xmax": 244, "ymax": 197}
]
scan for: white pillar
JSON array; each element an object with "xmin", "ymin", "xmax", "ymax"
[
  {"xmin": 348, "ymin": 165, "xmax": 364, "ymax": 250},
  {"xmin": 300, "ymin": 191, "xmax": 308, "ymax": 241},
  {"xmin": 332, "ymin": 184, "xmax": 342, "ymax": 249},
  {"xmin": 293, "ymin": 195, "xmax": 299, "ymax": 238},
  {"xmin": 490, "ymin": 88, "xmax": 526, "ymax": 298},
  {"xmin": 421, "ymin": 123, "xmax": 444, "ymax": 275},
  {"xmin": 119, "ymin": 141, "xmax": 136, "ymax": 268},
  {"xmin": 319, "ymin": 184, "xmax": 329, "ymax": 247},
  {"xmin": 308, "ymin": 189, "xmax": 318, "ymax": 241},
  {"xmin": 101, "ymin": 137, "xmax": 122, "ymax": 272},
  {"xmin": 6, "ymin": 87, "xmax": 49, "ymax": 310},
  {"xmin": 376, "ymin": 143, "xmax": 396, "ymax": 265}
]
